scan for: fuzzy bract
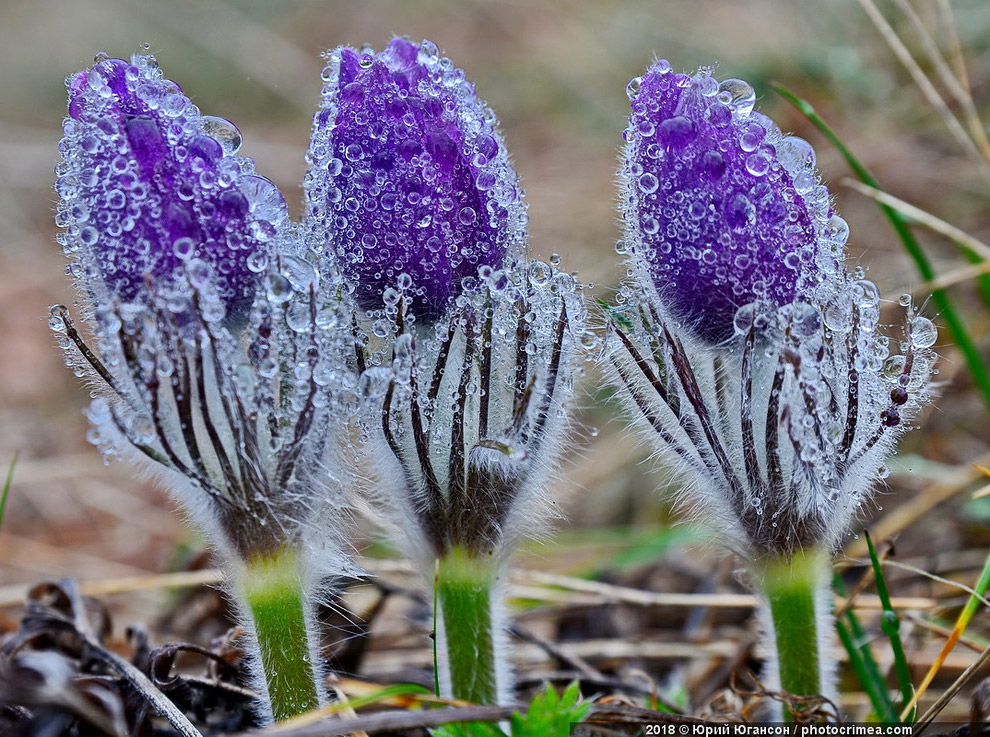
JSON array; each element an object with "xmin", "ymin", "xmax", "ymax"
[
  {"xmin": 304, "ymin": 37, "xmax": 526, "ymax": 321},
  {"xmin": 356, "ymin": 259, "xmax": 591, "ymax": 566}
]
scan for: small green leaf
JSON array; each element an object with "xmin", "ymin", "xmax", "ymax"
[{"xmin": 507, "ymin": 682, "xmax": 590, "ymax": 737}]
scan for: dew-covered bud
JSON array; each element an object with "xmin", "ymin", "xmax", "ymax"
[
  {"xmin": 620, "ymin": 61, "xmax": 844, "ymax": 344},
  {"xmin": 52, "ymin": 52, "xmax": 350, "ymax": 724},
  {"xmin": 305, "ymin": 37, "xmax": 525, "ymax": 321},
  {"xmin": 609, "ymin": 60, "xmax": 938, "ymax": 560},
  {"xmin": 56, "ymin": 53, "xmax": 287, "ymax": 316}
]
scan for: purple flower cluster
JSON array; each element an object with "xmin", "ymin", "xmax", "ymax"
[
  {"xmin": 621, "ymin": 62, "xmax": 844, "ymax": 344},
  {"xmin": 305, "ymin": 38, "xmax": 525, "ymax": 321},
  {"xmin": 49, "ymin": 38, "xmax": 937, "ymax": 719}
]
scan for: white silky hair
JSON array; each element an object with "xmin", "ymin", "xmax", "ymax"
[{"xmin": 54, "ymin": 254, "xmax": 359, "ymax": 724}]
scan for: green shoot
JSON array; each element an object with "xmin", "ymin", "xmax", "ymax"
[
  {"xmin": 753, "ymin": 548, "xmax": 830, "ymax": 722},
  {"xmin": 865, "ymin": 532, "xmax": 915, "ymax": 722},
  {"xmin": 833, "ymin": 572, "xmax": 896, "ymax": 721},
  {"xmin": 436, "ymin": 547, "xmax": 501, "ymax": 705},
  {"xmin": 240, "ymin": 546, "xmax": 322, "ymax": 722},
  {"xmin": 0, "ymin": 453, "xmax": 17, "ymax": 536}
]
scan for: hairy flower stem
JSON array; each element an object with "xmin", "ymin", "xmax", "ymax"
[
  {"xmin": 240, "ymin": 547, "xmax": 321, "ymax": 722},
  {"xmin": 754, "ymin": 548, "xmax": 832, "ymax": 721},
  {"xmin": 436, "ymin": 547, "xmax": 502, "ymax": 705}
]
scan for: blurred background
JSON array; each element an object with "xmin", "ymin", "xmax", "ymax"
[{"xmin": 1, "ymin": 0, "xmax": 989, "ymax": 718}]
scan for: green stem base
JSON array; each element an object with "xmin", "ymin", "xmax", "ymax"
[
  {"xmin": 753, "ymin": 548, "xmax": 832, "ymax": 721},
  {"xmin": 241, "ymin": 547, "xmax": 321, "ymax": 722},
  {"xmin": 436, "ymin": 547, "xmax": 502, "ymax": 705}
]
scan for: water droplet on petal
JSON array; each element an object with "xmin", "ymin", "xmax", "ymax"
[
  {"xmin": 200, "ymin": 115, "xmax": 242, "ymax": 155},
  {"xmin": 717, "ymin": 78, "xmax": 755, "ymax": 116}
]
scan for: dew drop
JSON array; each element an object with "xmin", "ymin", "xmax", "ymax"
[
  {"xmin": 717, "ymin": 78, "xmax": 755, "ymax": 116},
  {"xmin": 200, "ymin": 115, "xmax": 242, "ymax": 155},
  {"xmin": 172, "ymin": 237, "xmax": 195, "ymax": 260},
  {"xmin": 910, "ymin": 316, "xmax": 937, "ymax": 348},
  {"xmin": 774, "ymin": 136, "xmax": 816, "ymax": 176},
  {"xmin": 637, "ymin": 172, "xmax": 659, "ymax": 194}
]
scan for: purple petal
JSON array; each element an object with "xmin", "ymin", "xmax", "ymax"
[
  {"xmin": 621, "ymin": 62, "xmax": 845, "ymax": 343},
  {"xmin": 56, "ymin": 54, "xmax": 287, "ymax": 314},
  {"xmin": 305, "ymin": 38, "xmax": 525, "ymax": 320}
]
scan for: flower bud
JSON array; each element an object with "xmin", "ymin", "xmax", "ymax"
[
  {"xmin": 620, "ymin": 61, "xmax": 844, "ymax": 344},
  {"xmin": 305, "ymin": 38, "xmax": 525, "ymax": 320},
  {"xmin": 57, "ymin": 53, "xmax": 287, "ymax": 316}
]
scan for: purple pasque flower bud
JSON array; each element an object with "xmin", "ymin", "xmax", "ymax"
[
  {"xmin": 56, "ymin": 53, "xmax": 287, "ymax": 316},
  {"xmin": 607, "ymin": 62, "xmax": 937, "ymax": 559},
  {"xmin": 305, "ymin": 37, "xmax": 525, "ymax": 321},
  {"xmin": 52, "ymin": 53, "xmax": 349, "ymax": 566},
  {"xmin": 620, "ymin": 61, "xmax": 846, "ymax": 344}
]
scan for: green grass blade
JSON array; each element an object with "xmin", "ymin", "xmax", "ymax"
[
  {"xmin": 0, "ymin": 453, "xmax": 18, "ymax": 535},
  {"xmin": 326, "ymin": 683, "xmax": 432, "ymax": 713},
  {"xmin": 833, "ymin": 572, "xmax": 896, "ymax": 721},
  {"xmin": 865, "ymin": 532, "xmax": 915, "ymax": 722},
  {"xmin": 960, "ymin": 246, "xmax": 990, "ymax": 311},
  {"xmin": 772, "ymin": 83, "xmax": 990, "ymax": 411}
]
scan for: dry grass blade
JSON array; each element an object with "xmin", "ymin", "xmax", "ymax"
[
  {"xmin": 0, "ymin": 569, "xmax": 223, "ymax": 608},
  {"xmin": 905, "ymin": 613, "xmax": 987, "ymax": 654},
  {"xmin": 247, "ymin": 703, "xmax": 705, "ymax": 737},
  {"xmin": 889, "ymin": 0, "xmax": 990, "ymax": 160},
  {"xmin": 863, "ymin": 559, "xmax": 990, "ymax": 610},
  {"xmin": 935, "ymin": 0, "xmax": 970, "ymax": 89},
  {"xmin": 913, "ymin": 641, "xmax": 990, "ymax": 728},
  {"xmin": 853, "ymin": 0, "xmax": 990, "ymax": 178},
  {"xmin": 0, "ymin": 565, "xmax": 936, "ymax": 611},
  {"xmin": 514, "ymin": 569, "xmax": 934, "ymax": 610},
  {"xmin": 906, "ymin": 261, "xmax": 990, "ymax": 295},
  {"xmin": 843, "ymin": 179, "xmax": 990, "ymax": 260}
]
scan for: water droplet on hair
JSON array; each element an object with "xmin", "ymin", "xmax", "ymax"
[{"xmin": 910, "ymin": 316, "xmax": 937, "ymax": 348}]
